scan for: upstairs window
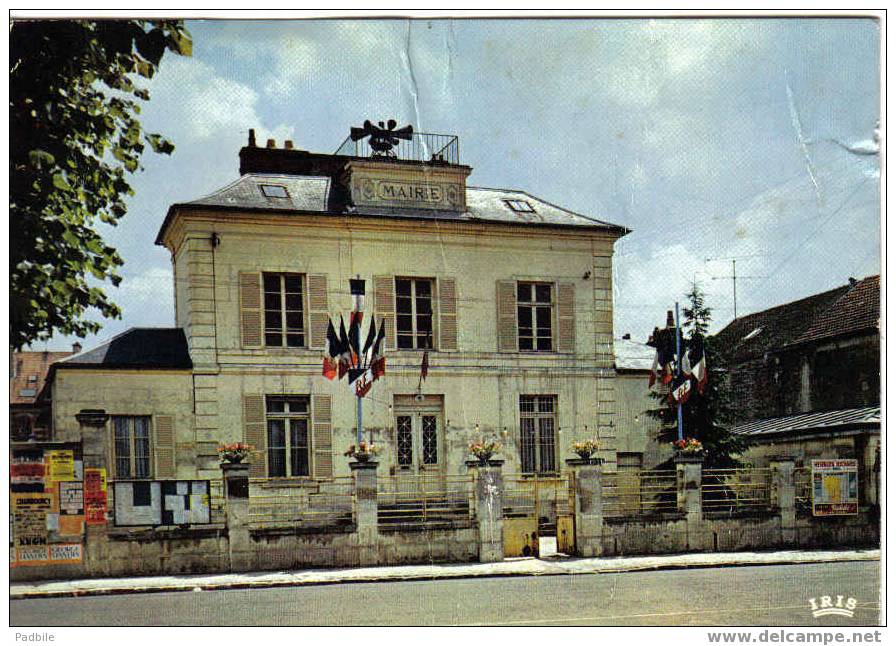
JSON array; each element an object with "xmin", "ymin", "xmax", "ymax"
[
  {"xmin": 395, "ymin": 277, "xmax": 434, "ymax": 349},
  {"xmin": 260, "ymin": 184, "xmax": 289, "ymax": 199},
  {"xmin": 503, "ymin": 199, "xmax": 536, "ymax": 213},
  {"xmin": 263, "ymin": 273, "xmax": 305, "ymax": 347},
  {"xmin": 517, "ymin": 282, "xmax": 553, "ymax": 352}
]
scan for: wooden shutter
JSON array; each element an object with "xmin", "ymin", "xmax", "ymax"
[
  {"xmin": 438, "ymin": 277, "xmax": 458, "ymax": 351},
  {"xmin": 154, "ymin": 415, "xmax": 176, "ymax": 479},
  {"xmin": 243, "ymin": 395, "xmax": 266, "ymax": 477},
  {"xmin": 557, "ymin": 283, "xmax": 576, "ymax": 354},
  {"xmin": 307, "ymin": 274, "xmax": 329, "ymax": 349},
  {"xmin": 374, "ymin": 275, "xmax": 396, "ymax": 350},
  {"xmin": 239, "ymin": 271, "xmax": 263, "ymax": 348},
  {"xmin": 312, "ymin": 394, "xmax": 333, "ymax": 480},
  {"xmin": 496, "ymin": 280, "xmax": 518, "ymax": 352}
]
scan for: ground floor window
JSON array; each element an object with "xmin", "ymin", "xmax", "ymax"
[
  {"xmin": 266, "ymin": 395, "xmax": 310, "ymax": 477},
  {"xmin": 113, "ymin": 416, "xmax": 152, "ymax": 479},
  {"xmin": 519, "ymin": 395, "xmax": 557, "ymax": 474}
]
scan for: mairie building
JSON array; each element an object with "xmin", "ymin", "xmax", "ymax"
[{"xmin": 45, "ymin": 126, "xmax": 629, "ymax": 486}]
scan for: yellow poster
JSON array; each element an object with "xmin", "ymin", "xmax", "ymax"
[{"xmin": 46, "ymin": 450, "xmax": 75, "ymax": 482}]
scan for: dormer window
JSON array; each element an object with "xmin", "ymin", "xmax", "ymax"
[
  {"xmin": 503, "ymin": 199, "xmax": 535, "ymax": 213},
  {"xmin": 260, "ymin": 184, "xmax": 289, "ymax": 199}
]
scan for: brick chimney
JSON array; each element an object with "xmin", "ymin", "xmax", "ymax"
[{"xmin": 72, "ymin": 342, "xmax": 82, "ymax": 355}]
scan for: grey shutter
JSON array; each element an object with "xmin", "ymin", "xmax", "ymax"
[
  {"xmin": 496, "ymin": 280, "xmax": 518, "ymax": 352},
  {"xmin": 312, "ymin": 394, "xmax": 333, "ymax": 480},
  {"xmin": 243, "ymin": 395, "xmax": 266, "ymax": 477},
  {"xmin": 438, "ymin": 277, "xmax": 458, "ymax": 351},
  {"xmin": 239, "ymin": 271, "xmax": 263, "ymax": 348},
  {"xmin": 557, "ymin": 283, "xmax": 576, "ymax": 354},
  {"xmin": 374, "ymin": 275, "xmax": 396, "ymax": 351},
  {"xmin": 307, "ymin": 274, "xmax": 329, "ymax": 349}
]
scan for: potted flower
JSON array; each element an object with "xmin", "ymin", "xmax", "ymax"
[
  {"xmin": 468, "ymin": 440, "xmax": 501, "ymax": 465},
  {"xmin": 572, "ymin": 439, "xmax": 601, "ymax": 461},
  {"xmin": 344, "ymin": 441, "xmax": 381, "ymax": 463},
  {"xmin": 672, "ymin": 437, "xmax": 704, "ymax": 455},
  {"xmin": 217, "ymin": 442, "xmax": 253, "ymax": 464}
]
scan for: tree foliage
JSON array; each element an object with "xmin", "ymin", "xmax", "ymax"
[
  {"xmin": 10, "ymin": 19, "xmax": 191, "ymax": 349},
  {"xmin": 646, "ymin": 283, "xmax": 746, "ymax": 467}
]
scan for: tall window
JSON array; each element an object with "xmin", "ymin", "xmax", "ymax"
[
  {"xmin": 517, "ymin": 282, "xmax": 553, "ymax": 351},
  {"xmin": 113, "ymin": 416, "xmax": 152, "ymax": 479},
  {"xmin": 519, "ymin": 396, "xmax": 557, "ymax": 474},
  {"xmin": 263, "ymin": 273, "xmax": 305, "ymax": 347},
  {"xmin": 265, "ymin": 396, "xmax": 310, "ymax": 477},
  {"xmin": 395, "ymin": 277, "xmax": 434, "ymax": 349}
]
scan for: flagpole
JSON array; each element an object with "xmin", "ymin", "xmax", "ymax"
[
  {"xmin": 675, "ymin": 301, "xmax": 684, "ymax": 442},
  {"xmin": 356, "ymin": 393, "xmax": 363, "ymax": 447}
]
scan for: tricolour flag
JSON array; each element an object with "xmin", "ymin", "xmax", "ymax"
[
  {"xmin": 337, "ymin": 315, "xmax": 352, "ymax": 379},
  {"xmin": 322, "ymin": 318, "xmax": 339, "ymax": 380},
  {"xmin": 361, "ymin": 318, "xmax": 377, "ymax": 367},
  {"xmin": 349, "ymin": 278, "xmax": 365, "ymax": 328},
  {"xmin": 354, "ymin": 368, "xmax": 375, "ymax": 398},
  {"xmin": 688, "ymin": 333, "xmax": 708, "ymax": 394},
  {"xmin": 370, "ymin": 319, "xmax": 386, "ymax": 379}
]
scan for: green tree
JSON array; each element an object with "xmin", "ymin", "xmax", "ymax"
[
  {"xmin": 10, "ymin": 19, "xmax": 192, "ymax": 349},
  {"xmin": 645, "ymin": 284, "xmax": 746, "ymax": 467},
  {"xmin": 681, "ymin": 283, "xmax": 745, "ymax": 467}
]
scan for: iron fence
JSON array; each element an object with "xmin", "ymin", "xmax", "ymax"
[
  {"xmin": 335, "ymin": 131, "xmax": 460, "ymax": 165},
  {"xmin": 247, "ymin": 477, "xmax": 354, "ymax": 530},
  {"xmin": 702, "ymin": 467, "xmax": 774, "ymax": 513},
  {"xmin": 602, "ymin": 469, "xmax": 678, "ymax": 517},
  {"xmin": 377, "ymin": 473, "xmax": 475, "ymax": 528}
]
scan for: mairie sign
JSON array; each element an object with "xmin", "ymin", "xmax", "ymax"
[{"xmin": 353, "ymin": 176, "xmax": 462, "ymax": 210}]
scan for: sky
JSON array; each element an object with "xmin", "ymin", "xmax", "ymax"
[{"xmin": 38, "ymin": 17, "xmax": 881, "ymax": 351}]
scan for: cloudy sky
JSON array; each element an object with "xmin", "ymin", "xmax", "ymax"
[{"xmin": 42, "ymin": 17, "xmax": 880, "ymax": 351}]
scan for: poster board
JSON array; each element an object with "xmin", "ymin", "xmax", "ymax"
[
  {"xmin": 811, "ymin": 459, "xmax": 859, "ymax": 516},
  {"xmin": 113, "ymin": 480, "xmax": 211, "ymax": 526}
]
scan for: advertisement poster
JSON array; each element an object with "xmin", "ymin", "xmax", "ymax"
[
  {"xmin": 46, "ymin": 449, "xmax": 76, "ymax": 482},
  {"xmin": 811, "ymin": 459, "xmax": 859, "ymax": 516},
  {"xmin": 10, "ymin": 449, "xmax": 46, "ymax": 490},
  {"xmin": 11, "ymin": 491, "xmax": 57, "ymax": 550},
  {"xmin": 84, "ymin": 467, "xmax": 108, "ymax": 525}
]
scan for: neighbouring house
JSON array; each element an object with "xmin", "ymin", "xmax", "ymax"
[
  {"xmin": 613, "ymin": 335, "xmax": 673, "ymax": 470},
  {"xmin": 9, "ymin": 344, "xmax": 80, "ymax": 442},
  {"xmin": 42, "ymin": 125, "xmax": 629, "ymax": 485},
  {"xmin": 714, "ymin": 275, "xmax": 881, "ymax": 506}
]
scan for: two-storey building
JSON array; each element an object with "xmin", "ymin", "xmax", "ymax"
[{"xmin": 45, "ymin": 126, "xmax": 629, "ymax": 489}]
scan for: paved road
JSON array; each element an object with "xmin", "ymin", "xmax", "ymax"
[{"xmin": 10, "ymin": 561, "xmax": 880, "ymax": 626}]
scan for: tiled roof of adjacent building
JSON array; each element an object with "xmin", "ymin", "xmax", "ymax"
[
  {"xmin": 733, "ymin": 406, "xmax": 880, "ymax": 438},
  {"xmin": 790, "ymin": 275, "xmax": 880, "ymax": 346},
  {"xmin": 54, "ymin": 328, "xmax": 192, "ymax": 371},
  {"xmin": 10, "ymin": 351, "xmax": 74, "ymax": 405},
  {"xmin": 713, "ymin": 275, "xmax": 879, "ymax": 363}
]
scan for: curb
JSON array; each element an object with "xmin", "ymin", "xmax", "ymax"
[{"xmin": 10, "ymin": 550, "xmax": 880, "ymax": 600}]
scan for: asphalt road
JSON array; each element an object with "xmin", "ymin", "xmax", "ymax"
[{"xmin": 10, "ymin": 561, "xmax": 881, "ymax": 626}]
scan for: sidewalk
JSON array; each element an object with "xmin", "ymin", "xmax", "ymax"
[{"xmin": 10, "ymin": 548, "xmax": 879, "ymax": 599}]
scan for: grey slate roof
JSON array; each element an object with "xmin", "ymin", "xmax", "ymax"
[
  {"xmin": 55, "ymin": 328, "xmax": 192, "ymax": 371},
  {"xmin": 733, "ymin": 406, "xmax": 880, "ymax": 438},
  {"xmin": 615, "ymin": 338, "xmax": 655, "ymax": 371},
  {"xmin": 175, "ymin": 173, "xmax": 626, "ymax": 232}
]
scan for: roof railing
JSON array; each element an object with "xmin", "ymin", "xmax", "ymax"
[{"xmin": 335, "ymin": 131, "xmax": 459, "ymax": 165}]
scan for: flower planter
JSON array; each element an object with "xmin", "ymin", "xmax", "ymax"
[{"xmin": 566, "ymin": 457, "xmax": 603, "ymax": 466}]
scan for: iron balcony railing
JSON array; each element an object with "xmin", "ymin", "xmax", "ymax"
[{"xmin": 335, "ymin": 131, "xmax": 460, "ymax": 165}]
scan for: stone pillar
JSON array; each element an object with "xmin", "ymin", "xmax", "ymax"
[
  {"xmin": 770, "ymin": 457, "xmax": 796, "ymax": 545},
  {"xmin": 567, "ymin": 458, "xmax": 604, "ymax": 557},
  {"xmin": 473, "ymin": 462, "xmax": 504, "ymax": 563},
  {"xmin": 76, "ymin": 410, "xmax": 110, "ymax": 576},
  {"xmin": 221, "ymin": 462, "xmax": 252, "ymax": 572},
  {"xmin": 350, "ymin": 460, "xmax": 379, "ymax": 567},
  {"xmin": 675, "ymin": 453, "xmax": 705, "ymax": 549}
]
